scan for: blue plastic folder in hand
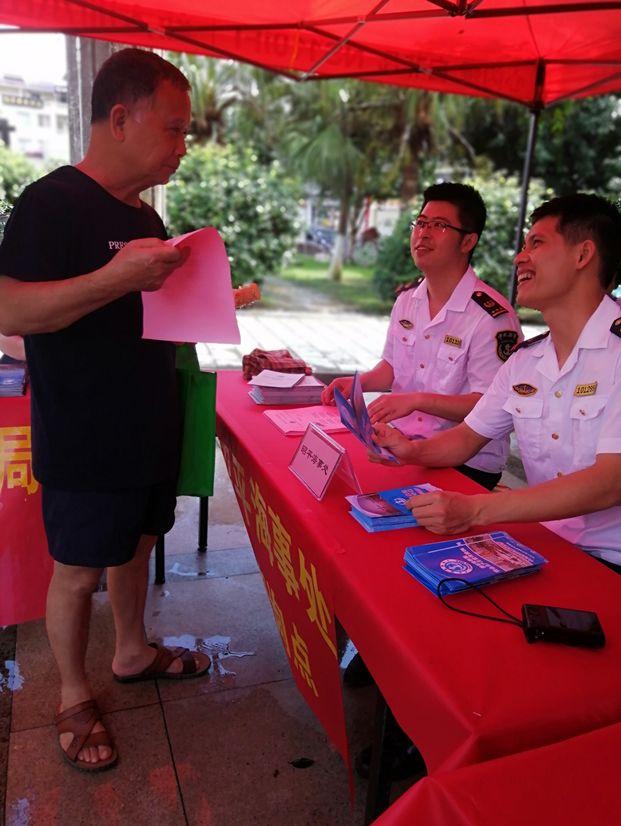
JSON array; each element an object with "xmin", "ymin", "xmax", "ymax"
[{"xmin": 334, "ymin": 372, "xmax": 397, "ymax": 462}]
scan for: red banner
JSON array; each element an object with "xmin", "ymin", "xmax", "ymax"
[
  {"xmin": 0, "ymin": 394, "xmax": 52, "ymax": 626},
  {"xmin": 217, "ymin": 423, "xmax": 351, "ymax": 779}
]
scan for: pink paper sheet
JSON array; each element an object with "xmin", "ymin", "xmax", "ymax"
[{"xmin": 141, "ymin": 226, "xmax": 241, "ymax": 344}]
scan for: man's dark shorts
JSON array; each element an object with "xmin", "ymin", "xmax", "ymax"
[{"xmin": 42, "ymin": 482, "xmax": 176, "ymax": 568}]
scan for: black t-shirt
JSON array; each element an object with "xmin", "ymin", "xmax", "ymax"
[{"xmin": 0, "ymin": 165, "xmax": 179, "ymax": 491}]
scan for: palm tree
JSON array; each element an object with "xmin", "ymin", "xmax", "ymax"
[{"xmin": 171, "ymin": 54, "xmax": 245, "ymax": 144}]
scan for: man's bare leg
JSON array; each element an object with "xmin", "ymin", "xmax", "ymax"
[
  {"xmin": 46, "ymin": 561, "xmax": 112, "ymax": 764},
  {"xmin": 108, "ymin": 534, "xmax": 208, "ymax": 677}
]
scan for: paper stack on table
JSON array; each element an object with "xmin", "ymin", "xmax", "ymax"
[
  {"xmin": 263, "ymin": 405, "xmax": 347, "ymax": 436},
  {"xmin": 346, "ymin": 483, "xmax": 439, "ymax": 533},
  {"xmin": 404, "ymin": 531, "xmax": 547, "ymax": 595},
  {"xmin": 248, "ymin": 371, "xmax": 325, "ymax": 405}
]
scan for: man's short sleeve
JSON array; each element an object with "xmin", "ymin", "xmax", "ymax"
[
  {"xmin": 466, "ymin": 310, "xmax": 523, "ymax": 395},
  {"xmin": 381, "ymin": 293, "xmax": 405, "ymax": 367},
  {"xmin": 0, "ymin": 182, "xmax": 70, "ymax": 281},
  {"xmin": 596, "ymin": 367, "xmax": 621, "ymax": 455},
  {"xmin": 465, "ymin": 358, "xmax": 515, "ymax": 440}
]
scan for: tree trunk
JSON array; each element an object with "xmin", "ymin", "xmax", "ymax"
[
  {"xmin": 327, "ymin": 191, "xmax": 351, "ymax": 281},
  {"xmin": 399, "ymin": 91, "xmax": 433, "ymax": 209}
]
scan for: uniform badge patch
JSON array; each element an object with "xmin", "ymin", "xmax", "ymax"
[
  {"xmin": 512, "ymin": 383, "xmax": 538, "ymax": 396},
  {"xmin": 611, "ymin": 318, "xmax": 621, "ymax": 338},
  {"xmin": 471, "ymin": 290, "xmax": 508, "ymax": 318},
  {"xmin": 399, "ymin": 318, "xmax": 414, "ymax": 329},
  {"xmin": 444, "ymin": 334, "xmax": 462, "ymax": 348},
  {"xmin": 496, "ymin": 330, "xmax": 519, "ymax": 362},
  {"xmin": 574, "ymin": 382, "xmax": 597, "ymax": 397}
]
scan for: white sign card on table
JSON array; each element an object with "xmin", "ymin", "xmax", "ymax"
[{"xmin": 289, "ymin": 423, "xmax": 362, "ymax": 501}]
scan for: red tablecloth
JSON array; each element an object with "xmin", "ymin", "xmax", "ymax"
[
  {"xmin": 216, "ymin": 372, "xmax": 621, "ymax": 775},
  {"xmin": 0, "ymin": 392, "xmax": 52, "ymax": 626},
  {"xmin": 375, "ymin": 722, "xmax": 621, "ymax": 826}
]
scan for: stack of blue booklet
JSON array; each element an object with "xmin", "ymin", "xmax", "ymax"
[
  {"xmin": 404, "ymin": 531, "xmax": 547, "ymax": 595},
  {"xmin": 346, "ymin": 483, "xmax": 438, "ymax": 532},
  {"xmin": 0, "ymin": 364, "xmax": 27, "ymax": 397}
]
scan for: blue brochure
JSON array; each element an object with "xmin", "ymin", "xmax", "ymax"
[
  {"xmin": 334, "ymin": 372, "xmax": 397, "ymax": 462},
  {"xmin": 404, "ymin": 531, "xmax": 547, "ymax": 595},
  {"xmin": 346, "ymin": 483, "xmax": 438, "ymax": 533},
  {"xmin": 0, "ymin": 364, "xmax": 27, "ymax": 397}
]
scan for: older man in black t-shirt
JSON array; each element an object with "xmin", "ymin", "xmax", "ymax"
[{"xmin": 0, "ymin": 49, "xmax": 210, "ymax": 773}]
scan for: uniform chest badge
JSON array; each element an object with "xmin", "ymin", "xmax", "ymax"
[
  {"xmin": 496, "ymin": 330, "xmax": 519, "ymax": 362},
  {"xmin": 444, "ymin": 334, "xmax": 462, "ymax": 348},
  {"xmin": 399, "ymin": 319, "xmax": 414, "ymax": 329},
  {"xmin": 574, "ymin": 382, "xmax": 597, "ymax": 397},
  {"xmin": 512, "ymin": 383, "xmax": 537, "ymax": 396}
]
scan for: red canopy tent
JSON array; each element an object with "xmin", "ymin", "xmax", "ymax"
[
  {"xmin": 2, "ymin": 1, "xmax": 619, "ymax": 106},
  {"xmin": 2, "ymin": 1, "xmax": 620, "ymax": 294}
]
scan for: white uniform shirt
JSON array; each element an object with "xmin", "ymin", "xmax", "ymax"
[
  {"xmin": 466, "ymin": 295, "xmax": 621, "ymax": 563},
  {"xmin": 382, "ymin": 267, "xmax": 522, "ymax": 474}
]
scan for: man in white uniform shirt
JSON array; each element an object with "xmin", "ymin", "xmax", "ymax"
[
  {"xmin": 323, "ymin": 182, "xmax": 522, "ymax": 492},
  {"xmin": 373, "ymin": 193, "xmax": 621, "ymax": 574}
]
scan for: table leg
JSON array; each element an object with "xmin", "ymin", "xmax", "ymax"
[
  {"xmin": 155, "ymin": 535, "xmax": 166, "ymax": 584},
  {"xmin": 364, "ymin": 688, "xmax": 393, "ymax": 824},
  {"xmin": 197, "ymin": 496, "xmax": 209, "ymax": 554}
]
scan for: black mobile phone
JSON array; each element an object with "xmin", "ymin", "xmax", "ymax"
[{"xmin": 521, "ymin": 604, "xmax": 606, "ymax": 649}]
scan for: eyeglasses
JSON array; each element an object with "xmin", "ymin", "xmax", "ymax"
[{"xmin": 410, "ymin": 218, "xmax": 472, "ymax": 235}]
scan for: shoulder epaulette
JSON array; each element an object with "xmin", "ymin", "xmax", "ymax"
[
  {"xmin": 512, "ymin": 331, "xmax": 550, "ymax": 352},
  {"xmin": 395, "ymin": 276, "xmax": 423, "ymax": 297},
  {"xmin": 610, "ymin": 317, "xmax": 621, "ymax": 338},
  {"xmin": 471, "ymin": 290, "xmax": 508, "ymax": 318}
]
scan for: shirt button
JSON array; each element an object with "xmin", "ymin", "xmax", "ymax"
[
  {"xmin": 448, "ymin": 356, "xmax": 454, "ymax": 362},
  {"xmin": 579, "ymin": 409, "xmax": 586, "ymax": 416},
  {"xmin": 554, "ymin": 390, "xmax": 562, "ymax": 398},
  {"xmin": 551, "ymin": 432, "xmax": 559, "ymax": 440},
  {"xmin": 417, "ymin": 416, "xmax": 423, "ymax": 422},
  {"xmin": 402, "ymin": 337, "xmax": 407, "ymax": 342},
  {"xmin": 515, "ymin": 407, "xmax": 521, "ymax": 413},
  {"xmin": 424, "ymin": 334, "xmax": 430, "ymax": 340},
  {"xmin": 557, "ymin": 471, "xmax": 564, "ymax": 477},
  {"xmin": 419, "ymin": 363, "xmax": 424, "ymax": 369}
]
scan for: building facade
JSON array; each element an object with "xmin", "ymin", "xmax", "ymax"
[{"xmin": 0, "ymin": 74, "xmax": 69, "ymax": 164}]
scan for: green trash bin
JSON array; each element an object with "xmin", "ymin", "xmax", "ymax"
[{"xmin": 175, "ymin": 344, "xmax": 217, "ymax": 498}]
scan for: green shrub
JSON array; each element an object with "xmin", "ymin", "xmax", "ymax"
[
  {"xmin": 372, "ymin": 212, "xmax": 417, "ymax": 300},
  {"xmin": 372, "ymin": 171, "xmax": 553, "ymax": 301},
  {"xmin": 167, "ymin": 144, "xmax": 299, "ymax": 286},
  {"xmin": 0, "ymin": 145, "xmax": 38, "ymax": 207},
  {"xmin": 469, "ymin": 172, "xmax": 553, "ymax": 296}
]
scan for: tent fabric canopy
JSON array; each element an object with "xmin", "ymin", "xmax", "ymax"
[{"xmin": 1, "ymin": 1, "xmax": 620, "ymax": 107}]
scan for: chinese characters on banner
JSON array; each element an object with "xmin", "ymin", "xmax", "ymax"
[
  {"xmin": 0, "ymin": 395, "xmax": 52, "ymax": 626},
  {"xmin": 218, "ymin": 429, "xmax": 350, "ymax": 771}
]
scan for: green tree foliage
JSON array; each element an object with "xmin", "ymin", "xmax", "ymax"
[
  {"xmin": 469, "ymin": 171, "xmax": 553, "ymax": 295},
  {"xmin": 0, "ymin": 144, "xmax": 37, "ymax": 207},
  {"xmin": 372, "ymin": 211, "xmax": 416, "ymax": 300},
  {"xmin": 373, "ymin": 170, "xmax": 553, "ymax": 301},
  {"xmin": 166, "ymin": 144, "xmax": 299, "ymax": 286},
  {"xmin": 453, "ymin": 95, "xmax": 621, "ymax": 196},
  {"xmin": 282, "ymin": 81, "xmax": 434, "ymax": 281}
]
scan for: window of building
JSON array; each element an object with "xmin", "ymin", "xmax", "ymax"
[
  {"xmin": 56, "ymin": 114, "xmax": 68, "ymax": 132},
  {"xmin": 38, "ymin": 113, "xmax": 51, "ymax": 128}
]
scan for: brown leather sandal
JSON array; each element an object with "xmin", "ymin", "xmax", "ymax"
[
  {"xmin": 113, "ymin": 644, "xmax": 211, "ymax": 683},
  {"xmin": 55, "ymin": 699, "xmax": 118, "ymax": 772}
]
